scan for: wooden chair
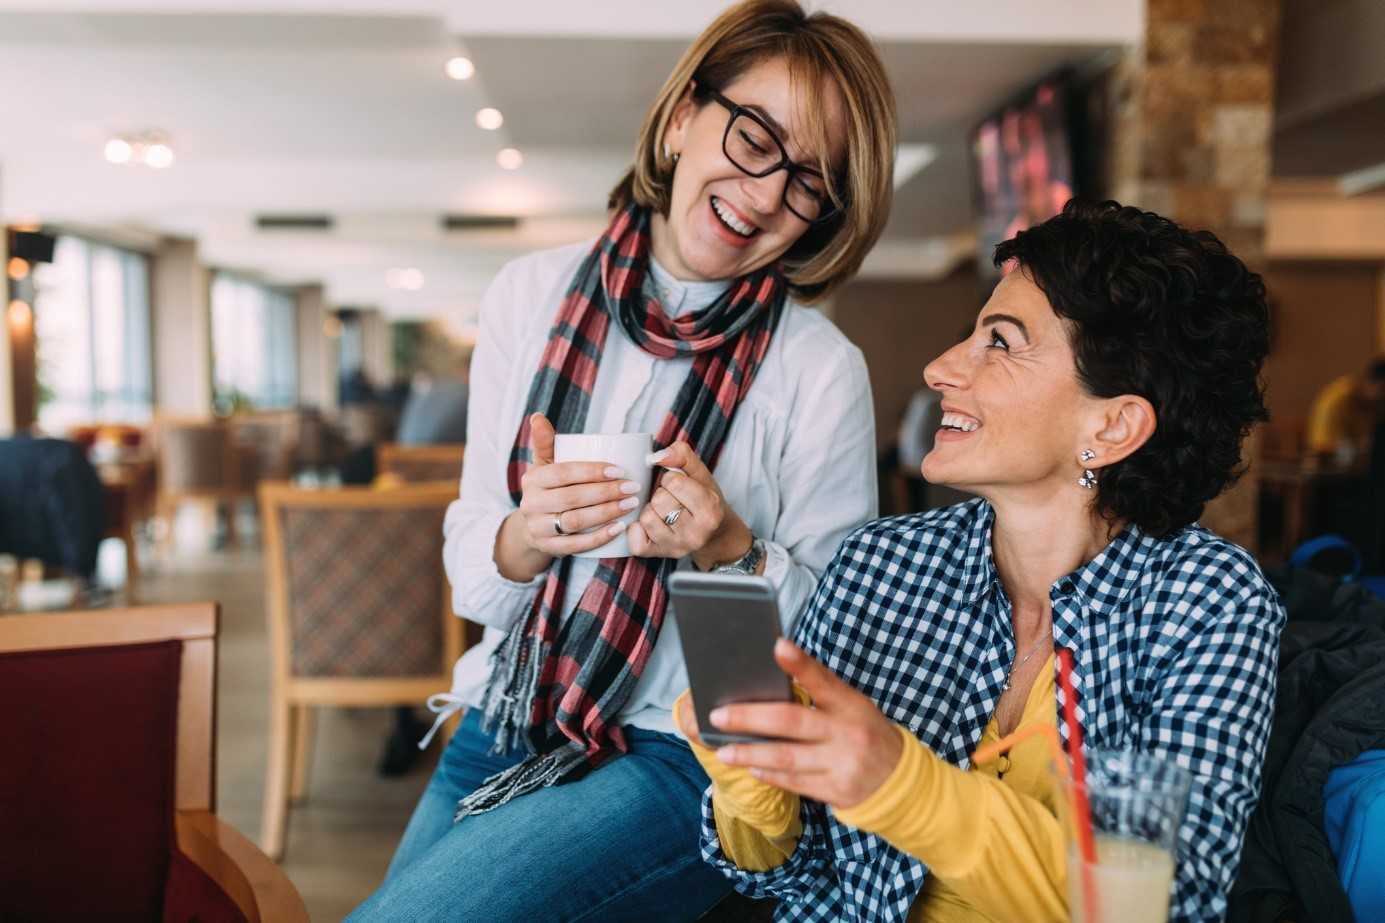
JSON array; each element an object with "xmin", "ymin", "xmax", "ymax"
[
  {"xmin": 154, "ymin": 417, "xmax": 243, "ymax": 551},
  {"xmin": 258, "ymin": 481, "xmax": 467, "ymax": 860},
  {"xmin": 376, "ymin": 442, "xmax": 465, "ymax": 484},
  {"xmin": 0, "ymin": 602, "xmax": 307, "ymax": 922}
]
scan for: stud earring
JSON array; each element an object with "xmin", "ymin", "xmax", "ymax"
[
  {"xmin": 1078, "ymin": 469, "xmax": 1097, "ymax": 489},
  {"xmin": 1079, "ymin": 449, "xmax": 1096, "ymax": 463}
]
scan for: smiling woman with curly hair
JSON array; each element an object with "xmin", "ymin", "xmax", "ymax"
[{"xmin": 678, "ymin": 200, "xmax": 1285, "ymax": 923}]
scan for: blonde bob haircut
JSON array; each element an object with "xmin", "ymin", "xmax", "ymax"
[{"xmin": 608, "ymin": 0, "xmax": 896, "ymax": 302}]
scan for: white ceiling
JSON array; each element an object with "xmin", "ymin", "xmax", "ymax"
[{"xmin": 0, "ymin": 2, "xmax": 1138, "ymax": 324}]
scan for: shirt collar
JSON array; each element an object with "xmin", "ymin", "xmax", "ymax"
[
  {"xmin": 646, "ymin": 255, "xmax": 732, "ymax": 318},
  {"xmin": 960, "ymin": 501, "xmax": 1155, "ymax": 617}
]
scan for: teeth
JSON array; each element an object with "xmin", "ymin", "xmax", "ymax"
[
  {"xmin": 712, "ymin": 196, "xmax": 755, "ymax": 237},
  {"xmin": 940, "ymin": 412, "xmax": 980, "ymax": 432}
]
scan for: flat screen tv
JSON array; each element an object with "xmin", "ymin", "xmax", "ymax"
[{"xmin": 970, "ymin": 71, "xmax": 1102, "ymax": 280}]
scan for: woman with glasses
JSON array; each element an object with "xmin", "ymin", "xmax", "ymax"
[{"xmin": 349, "ymin": 2, "xmax": 896, "ymax": 920}]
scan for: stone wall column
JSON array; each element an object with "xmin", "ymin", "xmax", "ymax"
[
  {"xmin": 0, "ymin": 228, "xmax": 14, "ymax": 435},
  {"xmin": 1106, "ymin": 0, "xmax": 1283, "ymax": 550},
  {"xmin": 151, "ymin": 237, "xmax": 213, "ymax": 417},
  {"xmin": 295, "ymin": 284, "xmax": 334, "ymax": 411}
]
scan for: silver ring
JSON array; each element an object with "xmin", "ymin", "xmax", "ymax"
[
  {"xmin": 663, "ymin": 507, "xmax": 682, "ymax": 528},
  {"xmin": 552, "ymin": 513, "xmax": 569, "ymax": 536}
]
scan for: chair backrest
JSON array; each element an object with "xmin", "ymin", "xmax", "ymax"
[
  {"xmin": 156, "ymin": 418, "xmax": 236, "ymax": 494},
  {"xmin": 231, "ymin": 411, "xmax": 301, "ymax": 484},
  {"xmin": 0, "ymin": 603, "xmax": 218, "ymax": 918},
  {"xmin": 376, "ymin": 442, "xmax": 465, "ymax": 484},
  {"xmin": 259, "ymin": 482, "xmax": 459, "ymax": 681}
]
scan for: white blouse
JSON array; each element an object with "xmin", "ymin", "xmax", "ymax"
[{"xmin": 439, "ymin": 239, "xmax": 877, "ymax": 736}]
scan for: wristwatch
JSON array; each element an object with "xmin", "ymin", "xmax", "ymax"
[{"xmin": 712, "ymin": 537, "xmax": 766, "ymax": 576}]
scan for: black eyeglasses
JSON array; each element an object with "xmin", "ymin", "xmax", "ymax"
[{"xmin": 704, "ymin": 88, "xmax": 840, "ymax": 224}]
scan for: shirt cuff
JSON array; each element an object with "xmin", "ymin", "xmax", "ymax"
[
  {"xmin": 761, "ymin": 536, "xmax": 790, "ymax": 587},
  {"xmin": 477, "ymin": 508, "xmax": 547, "ymax": 591}
]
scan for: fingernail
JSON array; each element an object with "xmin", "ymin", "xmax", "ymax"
[
  {"xmin": 619, "ymin": 497, "xmax": 639, "ymax": 510},
  {"xmin": 646, "ymin": 450, "xmax": 668, "ymax": 466},
  {"xmin": 604, "ymin": 466, "xmax": 626, "ymax": 479},
  {"xmin": 710, "ymin": 707, "xmax": 727, "ymax": 726},
  {"xmin": 620, "ymin": 481, "xmax": 641, "ymax": 494},
  {"xmin": 716, "ymin": 747, "xmax": 737, "ymax": 764},
  {"xmin": 607, "ymin": 523, "xmax": 625, "ymax": 536}
]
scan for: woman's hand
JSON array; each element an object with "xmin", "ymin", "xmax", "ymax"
[
  {"xmin": 629, "ymin": 441, "xmax": 754, "ymax": 570},
  {"xmin": 708, "ymin": 639, "xmax": 904, "ymax": 811},
  {"xmin": 498, "ymin": 413, "xmax": 645, "ymax": 578}
]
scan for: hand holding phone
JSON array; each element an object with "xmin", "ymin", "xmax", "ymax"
[{"xmin": 670, "ymin": 571, "xmax": 792, "ymax": 748}]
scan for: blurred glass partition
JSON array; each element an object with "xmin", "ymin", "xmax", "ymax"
[
  {"xmin": 210, "ymin": 272, "xmax": 298, "ymax": 412},
  {"xmin": 34, "ymin": 235, "xmax": 153, "ymax": 431}
]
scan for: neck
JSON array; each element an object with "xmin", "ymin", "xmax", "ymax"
[
  {"xmin": 987, "ymin": 487, "xmax": 1122, "ymax": 624},
  {"xmin": 648, "ymin": 212, "xmax": 710, "ymax": 283}
]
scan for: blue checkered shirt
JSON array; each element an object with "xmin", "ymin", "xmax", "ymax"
[{"xmin": 700, "ymin": 499, "xmax": 1285, "ymax": 923}]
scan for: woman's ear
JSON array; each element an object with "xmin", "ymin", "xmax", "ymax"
[
  {"xmin": 1088, "ymin": 395, "xmax": 1157, "ymax": 468},
  {"xmin": 662, "ymin": 82, "xmax": 697, "ymax": 158}
]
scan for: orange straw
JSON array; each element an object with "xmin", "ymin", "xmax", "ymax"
[{"xmin": 969, "ymin": 648, "xmax": 1099, "ymax": 923}]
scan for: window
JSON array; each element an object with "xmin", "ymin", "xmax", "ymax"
[
  {"xmin": 32, "ymin": 235, "xmax": 153, "ymax": 431},
  {"xmin": 211, "ymin": 273, "xmax": 298, "ymax": 411}
]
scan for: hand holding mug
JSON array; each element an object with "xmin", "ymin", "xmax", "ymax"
[
  {"xmin": 630, "ymin": 441, "xmax": 751, "ymax": 569},
  {"xmin": 515, "ymin": 413, "xmax": 646, "ymax": 558}
]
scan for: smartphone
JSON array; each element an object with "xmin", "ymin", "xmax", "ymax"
[{"xmin": 670, "ymin": 571, "xmax": 792, "ymax": 748}]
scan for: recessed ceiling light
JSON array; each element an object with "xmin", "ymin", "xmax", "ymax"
[
  {"xmin": 386, "ymin": 268, "xmax": 425, "ymax": 291},
  {"xmin": 497, "ymin": 148, "xmax": 523, "ymax": 170},
  {"xmin": 445, "ymin": 56, "xmax": 475, "ymax": 81},
  {"xmin": 144, "ymin": 143, "xmax": 175, "ymax": 169},
  {"xmin": 104, "ymin": 138, "xmax": 132, "ymax": 164},
  {"xmin": 475, "ymin": 108, "xmax": 504, "ymax": 131},
  {"xmin": 7, "ymin": 257, "xmax": 30, "ymax": 281}
]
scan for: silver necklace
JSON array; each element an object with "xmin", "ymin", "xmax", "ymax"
[{"xmin": 1002, "ymin": 634, "xmax": 1051, "ymax": 692}]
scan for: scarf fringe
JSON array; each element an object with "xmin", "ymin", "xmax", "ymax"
[
  {"xmin": 453, "ymin": 743, "xmax": 588, "ymax": 822},
  {"xmin": 478, "ymin": 622, "xmax": 546, "ymax": 757}
]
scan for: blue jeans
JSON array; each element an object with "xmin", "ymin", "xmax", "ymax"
[{"xmin": 347, "ymin": 709, "xmax": 732, "ymax": 922}]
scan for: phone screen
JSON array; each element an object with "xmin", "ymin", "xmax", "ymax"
[{"xmin": 670, "ymin": 572, "xmax": 792, "ymax": 747}]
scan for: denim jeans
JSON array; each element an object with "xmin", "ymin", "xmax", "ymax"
[{"xmin": 347, "ymin": 709, "xmax": 732, "ymax": 922}]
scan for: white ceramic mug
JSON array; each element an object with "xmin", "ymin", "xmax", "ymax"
[{"xmin": 553, "ymin": 432, "xmax": 654, "ymax": 558}]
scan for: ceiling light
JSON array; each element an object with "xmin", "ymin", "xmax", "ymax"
[
  {"xmin": 386, "ymin": 268, "xmax": 425, "ymax": 291},
  {"xmin": 445, "ymin": 56, "xmax": 475, "ymax": 81},
  {"xmin": 7, "ymin": 257, "xmax": 30, "ymax": 281},
  {"xmin": 475, "ymin": 108, "xmax": 504, "ymax": 131},
  {"xmin": 143, "ymin": 143, "xmax": 175, "ymax": 169},
  {"xmin": 497, "ymin": 148, "xmax": 524, "ymax": 170},
  {"xmin": 104, "ymin": 138, "xmax": 132, "ymax": 164},
  {"xmin": 7, "ymin": 299, "xmax": 32, "ymax": 329}
]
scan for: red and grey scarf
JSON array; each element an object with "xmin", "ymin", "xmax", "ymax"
[{"xmin": 456, "ymin": 203, "xmax": 786, "ymax": 819}]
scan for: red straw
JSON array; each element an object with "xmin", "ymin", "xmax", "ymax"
[{"xmin": 1057, "ymin": 646, "xmax": 1100, "ymax": 923}]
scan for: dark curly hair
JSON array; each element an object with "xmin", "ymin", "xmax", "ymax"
[{"xmin": 993, "ymin": 199, "xmax": 1270, "ymax": 538}]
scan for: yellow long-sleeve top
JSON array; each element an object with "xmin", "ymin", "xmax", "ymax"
[
  {"xmin": 685, "ymin": 654, "xmax": 1066, "ymax": 923},
  {"xmin": 1305, "ymin": 374, "xmax": 1371, "ymax": 456}
]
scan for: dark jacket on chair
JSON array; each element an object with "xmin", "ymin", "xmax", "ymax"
[
  {"xmin": 1228, "ymin": 568, "xmax": 1385, "ymax": 923},
  {"xmin": 0, "ymin": 436, "xmax": 105, "ymax": 579}
]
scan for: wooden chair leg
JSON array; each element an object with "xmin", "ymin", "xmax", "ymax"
[
  {"xmin": 223, "ymin": 497, "xmax": 240, "ymax": 549},
  {"xmin": 122, "ymin": 525, "xmax": 139, "ymax": 601},
  {"xmin": 290, "ymin": 705, "xmax": 315, "ymax": 803},
  {"xmin": 261, "ymin": 691, "xmax": 293, "ymax": 861},
  {"xmin": 156, "ymin": 496, "xmax": 176, "ymax": 559}
]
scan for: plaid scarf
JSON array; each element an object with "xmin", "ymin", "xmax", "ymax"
[{"xmin": 455, "ymin": 203, "xmax": 786, "ymax": 819}]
